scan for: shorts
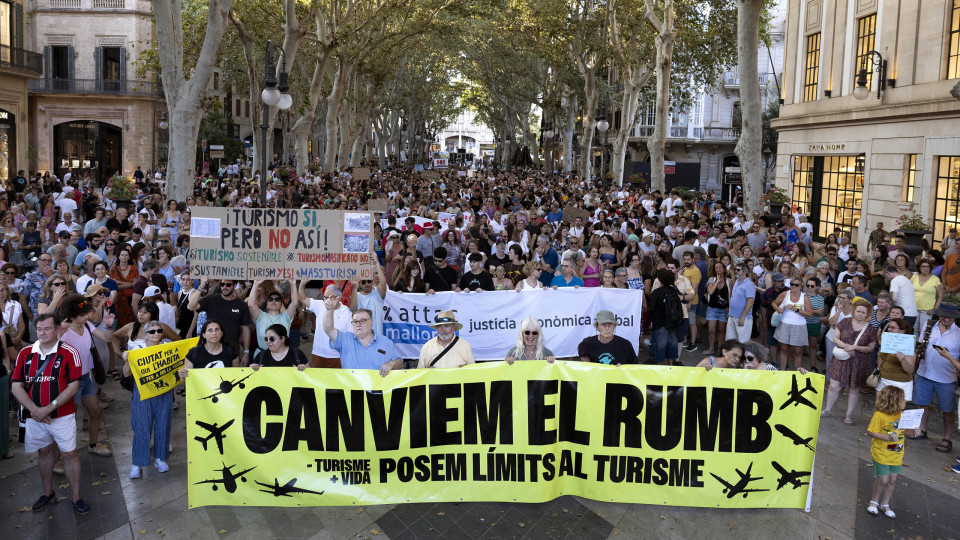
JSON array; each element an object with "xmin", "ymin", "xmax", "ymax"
[
  {"xmin": 73, "ymin": 373, "xmax": 97, "ymax": 403},
  {"xmin": 873, "ymin": 461, "xmax": 902, "ymax": 476},
  {"xmin": 706, "ymin": 307, "xmax": 728, "ymax": 322},
  {"xmin": 696, "ymin": 302, "xmax": 708, "ymax": 317},
  {"xmin": 912, "ymin": 375, "xmax": 958, "ymax": 412},
  {"xmin": 774, "ymin": 322, "xmax": 809, "ymax": 347},
  {"xmin": 725, "ymin": 316, "xmax": 752, "ymax": 342},
  {"xmin": 24, "ymin": 414, "xmax": 77, "ymax": 453},
  {"xmin": 688, "ymin": 309, "xmax": 698, "ymax": 324},
  {"xmin": 877, "ymin": 378, "xmax": 914, "ymax": 402},
  {"xmin": 806, "ymin": 322, "xmax": 821, "ymax": 338}
]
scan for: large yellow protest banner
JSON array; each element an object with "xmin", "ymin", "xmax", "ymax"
[
  {"xmin": 187, "ymin": 362, "xmax": 823, "ymax": 509},
  {"xmin": 127, "ymin": 338, "xmax": 198, "ymax": 400}
]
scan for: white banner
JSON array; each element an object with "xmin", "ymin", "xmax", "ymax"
[
  {"xmin": 433, "ymin": 158, "xmax": 448, "ymax": 168},
  {"xmin": 382, "ymin": 288, "xmax": 643, "ymax": 361}
]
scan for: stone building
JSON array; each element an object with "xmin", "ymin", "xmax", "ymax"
[
  {"xmin": 26, "ymin": 0, "xmax": 165, "ymax": 185},
  {"xmin": 0, "ymin": 0, "xmax": 42, "ymax": 186},
  {"xmin": 772, "ymin": 0, "xmax": 960, "ymax": 248}
]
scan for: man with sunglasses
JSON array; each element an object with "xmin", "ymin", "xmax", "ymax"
[
  {"xmin": 188, "ymin": 277, "xmax": 253, "ymax": 365},
  {"xmin": 726, "ymin": 262, "xmax": 756, "ymax": 343},
  {"xmin": 300, "ymin": 282, "xmax": 352, "ymax": 369},
  {"xmin": 21, "ymin": 221, "xmax": 42, "ymax": 260},
  {"xmin": 22, "ymin": 254, "xmax": 57, "ymax": 322},
  {"xmin": 349, "ymin": 261, "xmax": 387, "ymax": 335}
]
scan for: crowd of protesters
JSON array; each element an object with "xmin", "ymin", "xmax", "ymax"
[{"xmin": 3, "ymin": 161, "xmax": 960, "ymax": 515}]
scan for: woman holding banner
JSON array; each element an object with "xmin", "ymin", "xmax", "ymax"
[
  {"xmin": 121, "ymin": 320, "xmax": 174, "ymax": 478},
  {"xmin": 112, "ymin": 303, "xmax": 180, "ymax": 355},
  {"xmin": 180, "ymin": 320, "xmax": 239, "ymax": 371},
  {"xmin": 247, "ymin": 279, "xmax": 298, "ymax": 357},
  {"xmin": 505, "ymin": 318, "xmax": 556, "ymax": 364},
  {"xmin": 250, "ymin": 324, "xmax": 308, "ymax": 370}
]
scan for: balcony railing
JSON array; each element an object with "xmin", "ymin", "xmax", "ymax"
[
  {"xmin": 701, "ymin": 127, "xmax": 741, "ymax": 141},
  {"xmin": 28, "ymin": 78, "xmax": 162, "ymax": 97},
  {"xmin": 723, "ymin": 71, "xmax": 774, "ymax": 88},
  {"xmin": 41, "ymin": 0, "xmax": 126, "ymax": 8},
  {"xmin": 0, "ymin": 44, "xmax": 44, "ymax": 76}
]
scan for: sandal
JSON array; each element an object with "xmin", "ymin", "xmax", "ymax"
[
  {"xmin": 880, "ymin": 504, "xmax": 896, "ymax": 519},
  {"xmin": 866, "ymin": 500, "xmax": 879, "ymax": 515},
  {"xmin": 843, "ymin": 417, "xmax": 854, "ymax": 425},
  {"xmin": 935, "ymin": 439, "xmax": 953, "ymax": 453},
  {"xmin": 907, "ymin": 430, "xmax": 927, "ymax": 440},
  {"xmin": 1, "ymin": 451, "xmax": 14, "ymax": 459},
  {"xmin": 820, "ymin": 410, "xmax": 832, "ymax": 417}
]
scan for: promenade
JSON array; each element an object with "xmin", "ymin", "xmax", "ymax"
[{"xmin": 3, "ymin": 346, "xmax": 959, "ymax": 540}]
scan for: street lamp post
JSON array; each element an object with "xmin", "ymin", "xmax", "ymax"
[
  {"xmin": 596, "ymin": 107, "xmax": 610, "ymax": 194},
  {"xmin": 259, "ymin": 40, "xmax": 292, "ymax": 206}
]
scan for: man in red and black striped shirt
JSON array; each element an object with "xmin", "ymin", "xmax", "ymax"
[{"xmin": 11, "ymin": 314, "xmax": 90, "ymax": 515}]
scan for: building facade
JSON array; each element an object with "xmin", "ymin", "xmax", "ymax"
[
  {"xmin": 27, "ymin": 0, "xmax": 164, "ymax": 185},
  {"xmin": 0, "ymin": 0, "xmax": 42, "ymax": 186},
  {"xmin": 773, "ymin": 0, "xmax": 960, "ymax": 248}
]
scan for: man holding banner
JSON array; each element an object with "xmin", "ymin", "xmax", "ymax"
[
  {"xmin": 417, "ymin": 311, "xmax": 475, "ymax": 369},
  {"xmin": 322, "ymin": 296, "xmax": 399, "ymax": 377}
]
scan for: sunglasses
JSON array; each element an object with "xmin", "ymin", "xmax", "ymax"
[
  {"xmin": 52, "ymin": 282, "xmax": 65, "ymax": 287},
  {"xmin": 146, "ymin": 329, "xmax": 163, "ymax": 335},
  {"xmin": 360, "ymin": 280, "xmax": 372, "ymax": 285},
  {"xmin": 98, "ymin": 290, "xmax": 109, "ymax": 296},
  {"xmin": 4, "ymin": 270, "xmax": 16, "ymax": 275},
  {"xmin": 221, "ymin": 284, "xmax": 234, "ymax": 289},
  {"xmin": 524, "ymin": 330, "xmax": 539, "ymax": 336},
  {"xmin": 265, "ymin": 335, "xmax": 280, "ymax": 342},
  {"xmin": 745, "ymin": 355, "xmax": 757, "ymax": 361}
]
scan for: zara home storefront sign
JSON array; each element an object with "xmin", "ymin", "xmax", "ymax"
[{"xmin": 807, "ymin": 143, "xmax": 846, "ymax": 151}]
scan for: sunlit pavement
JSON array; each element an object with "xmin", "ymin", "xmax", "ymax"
[{"xmin": 3, "ymin": 344, "xmax": 959, "ymax": 539}]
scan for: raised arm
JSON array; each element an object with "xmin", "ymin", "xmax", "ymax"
[
  {"xmin": 284, "ymin": 279, "xmax": 299, "ymax": 319},
  {"xmin": 187, "ymin": 277, "xmax": 208, "ymax": 311},
  {"xmin": 321, "ymin": 295, "xmax": 340, "ymax": 344},
  {"xmin": 246, "ymin": 279, "xmax": 263, "ymax": 319}
]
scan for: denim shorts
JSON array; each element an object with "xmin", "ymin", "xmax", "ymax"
[
  {"xmin": 912, "ymin": 375, "xmax": 958, "ymax": 412},
  {"xmin": 706, "ymin": 307, "xmax": 728, "ymax": 322},
  {"xmin": 74, "ymin": 372, "xmax": 97, "ymax": 403}
]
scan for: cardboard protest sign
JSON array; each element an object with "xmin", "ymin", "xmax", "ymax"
[
  {"xmin": 188, "ymin": 364, "xmax": 822, "ymax": 509},
  {"xmin": 127, "ymin": 338, "xmax": 198, "ymax": 399},
  {"xmin": 562, "ymin": 204, "xmax": 591, "ymax": 223},
  {"xmin": 367, "ymin": 198, "xmax": 391, "ymax": 213},
  {"xmin": 189, "ymin": 208, "xmax": 376, "ymax": 281},
  {"xmin": 353, "ymin": 167, "xmax": 371, "ymax": 180}
]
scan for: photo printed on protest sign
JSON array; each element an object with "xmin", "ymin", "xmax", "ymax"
[{"xmin": 189, "ymin": 207, "xmax": 375, "ymax": 281}]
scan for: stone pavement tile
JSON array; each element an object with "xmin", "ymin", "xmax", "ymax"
[
  {"xmin": 262, "ymin": 506, "xmax": 326, "ymax": 538},
  {"xmin": 374, "ymin": 506, "xmax": 409, "ymax": 537},
  {"xmin": 480, "ymin": 506, "xmax": 535, "ymax": 538},
  {"xmin": 573, "ymin": 497, "xmax": 631, "ymax": 525},
  {"xmin": 305, "ymin": 529, "xmax": 336, "ymax": 540},
  {"xmin": 313, "ymin": 503, "xmax": 374, "ymax": 538},
  {"xmin": 361, "ymin": 503, "xmax": 396, "ymax": 522},
  {"xmin": 204, "ymin": 505, "xmax": 243, "ymax": 533},
  {"xmin": 564, "ymin": 510, "xmax": 614, "ymax": 539},
  {"xmin": 419, "ymin": 502, "xmax": 460, "ymax": 533},
  {"xmin": 400, "ymin": 516, "xmax": 443, "ymax": 539},
  {"xmin": 101, "ymin": 524, "xmax": 135, "ymax": 540},
  {"xmin": 814, "ymin": 519, "xmax": 853, "ymax": 540}
]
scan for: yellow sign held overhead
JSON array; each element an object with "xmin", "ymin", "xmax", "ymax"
[
  {"xmin": 187, "ymin": 362, "xmax": 823, "ymax": 508},
  {"xmin": 127, "ymin": 338, "xmax": 198, "ymax": 400}
]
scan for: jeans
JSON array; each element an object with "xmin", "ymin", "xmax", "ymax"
[{"xmin": 651, "ymin": 326, "xmax": 680, "ymax": 364}]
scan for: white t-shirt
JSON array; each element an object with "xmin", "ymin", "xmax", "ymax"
[
  {"xmin": 888, "ymin": 275, "xmax": 919, "ymax": 316},
  {"xmin": 306, "ymin": 298, "xmax": 352, "ymax": 357},
  {"xmin": 59, "ymin": 197, "xmax": 78, "ymax": 220}
]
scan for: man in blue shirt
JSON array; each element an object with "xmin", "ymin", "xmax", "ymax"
[
  {"xmin": 322, "ymin": 296, "xmax": 400, "ymax": 377},
  {"xmin": 726, "ymin": 261, "xmax": 756, "ymax": 342},
  {"xmin": 536, "ymin": 234, "xmax": 559, "ymax": 287},
  {"xmin": 545, "ymin": 202, "xmax": 563, "ymax": 224}
]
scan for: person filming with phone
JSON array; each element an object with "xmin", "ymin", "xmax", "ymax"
[{"xmin": 908, "ymin": 303, "xmax": 960, "ymax": 454}]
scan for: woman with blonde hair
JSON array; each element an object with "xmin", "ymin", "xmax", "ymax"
[
  {"xmin": 505, "ymin": 317, "xmax": 556, "ymax": 364},
  {"xmin": 515, "ymin": 261, "xmax": 544, "ymax": 291}
]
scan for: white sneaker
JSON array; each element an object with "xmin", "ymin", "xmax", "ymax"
[
  {"xmin": 129, "ymin": 465, "xmax": 142, "ymax": 479},
  {"xmin": 155, "ymin": 459, "xmax": 169, "ymax": 473}
]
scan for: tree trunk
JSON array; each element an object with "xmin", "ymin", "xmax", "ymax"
[
  {"xmin": 154, "ymin": 0, "xmax": 234, "ymax": 202},
  {"xmin": 612, "ymin": 83, "xmax": 643, "ymax": 187},
  {"xmin": 735, "ymin": 0, "xmax": 764, "ymax": 213},
  {"xmin": 563, "ymin": 91, "xmax": 576, "ymax": 173},
  {"xmin": 578, "ymin": 69, "xmax": 598, "ymax": 179},
  {"xmin": 646, "ymin": 0, "xmax": 675, "ymax": 195},
  {"xmin": 322, "ymin": 59, "xmax": 348, "ymax": 170}
]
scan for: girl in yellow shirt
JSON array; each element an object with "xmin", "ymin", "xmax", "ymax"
[{"xmin": 865, "ymin": 386, "xmax": 906, "ymax": 519}]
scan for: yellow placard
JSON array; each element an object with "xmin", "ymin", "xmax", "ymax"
[
  {"xmin": 187, "ymin": 362, "xmax": 823, "ymax": 508},
  {"xmin": 127, "ymin": 338, "xmax": 198, "ymax": 400}
]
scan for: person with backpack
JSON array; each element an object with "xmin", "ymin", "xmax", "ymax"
[
  {"xmin": 648, "ymin": 267, "xmax": 690, "ymax": 365},
  {"xmin": 726, "ymin": 261, "xmax": 757, "ymax": 342}
]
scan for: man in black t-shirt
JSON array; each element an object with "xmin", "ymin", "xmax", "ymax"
[
  {"xmin": 425, "ymin": 247, "xmax": 458, "ymax": 292},
  {"xmin": 187, "ymin": 278, "xmax": 253, "ymax": 365},
  {"xmin": 578, "ymin": 310, "xmax": 638, "ymax": 365},
  {"xmin": 457, "ymin": 252, "xmax": 494, "ymax": 291},
  {"xmin": 13, "ymin": 170, "xmax": 27, "ymax": 193},
  {"xmin": 105, "ymin": 208, "xmax": 131, "ymax": 242}
]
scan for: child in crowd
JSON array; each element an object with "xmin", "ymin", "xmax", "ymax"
[{"xmin": 865, "ymin": 386, "xmax": 906, "ymax": 518}]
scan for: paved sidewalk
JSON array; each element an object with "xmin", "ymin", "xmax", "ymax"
[{"xmin": 3, "ymin": 345, "xmax": 959, "ymax": 540}]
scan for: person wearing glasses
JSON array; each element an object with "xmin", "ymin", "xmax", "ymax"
[
  {"xmin": 37, "ymin": 274, "xmax": 70, "ymax": 317},
  {"xmin": 696, "ymin": 339, "xmax": 744, "ymax": 370},
  {"xmin": 578, "ymin": 310, "xmax": 638, "ymax": 365},
  {"xmin": 120, "ymin": 320, "xmax": 174, "ymax": 479},
  {"xmin": 247, "ymin": 279, "xmax": 299, "ymax": 357},
  {"xmin": 22, "ymin": 253, "xmax": 57, "ymax": 319},
  {"xmin": 188, "ymin": 277, "xmax": 253, "ymax": 366},
  {"xmin": 323, "ymin": 296, "xmax": 399, "ymax": 377},
  {"xmin": 417, "ymin": 311, "xmax": 474, "ymax": 369},
  {"xmin": 250, "ymin": 324, "xmax": 308, "ymax": 371},
  {"xmin": 741, "ymin": 341, "xmax": 778, "ymax": 370},
  {"xmin": 349, "ymin": 261, "xmax": 387, "ymax": 335},
  {"xmin": 505, "ymin": 317, "xmax": 556, "ymax": 364},
  {"xmin": 772, "ymin": 276, "xmax": 814, "ymax": 371},
  {"xmin": 300, "ymin": 282, "xmax": 352, "ymax": 369}
]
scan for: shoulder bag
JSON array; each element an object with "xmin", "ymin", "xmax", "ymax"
[
  {"xmin": 913, "ymin": 320, "xmax": 937, "ymax": 377},
  {"xmin": 865, "ymin": 355, "xmax": 884, "ymax": 388},
  {"xmin": 16, "ymin": 347, "xmax": 64, "ymax": 429},
  {"xmin": 832, "ymin": 321, "xmax": 868, "ymax": 361},
  {"xmin": 428, "ymin": 336, "xmax": 460, "ymax": 368},
  {"xmin": 87, "ymin": 321, "xmax": 106, "ymax": 385}
]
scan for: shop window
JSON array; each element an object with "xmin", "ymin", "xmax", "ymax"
[
  {"xmin": 933, "ymin": 156, "xmax": 960, "ymax": 249},
  {"xmin": 903, "ymin": 154, "xmax": 917, "ymax": 203},
  {"xmin": 803, "ymin": 33, "xmax": 820, "ymax": 102},
  {"xmin": 854, "ymin": 14, "xmax": 877, "ymax": 90},
  {"xmin": 950, "ymin": 0, "xmax": 960, "ymax": 79},
  {"xmin": 790, "ymin": 155, "xmax": 863, "ymax": 242}
]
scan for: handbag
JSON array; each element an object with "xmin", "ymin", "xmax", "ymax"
[
  {"xmin": 865, "ymin": 356, "xmax": 884, "ymax": 388},
  {"xmin": 832, "ymin": 322, "xmax": 868, "ymax": 361},
  {"xmin": 88, "ymin": 322, "xmax": 106, "ymax": 385}
]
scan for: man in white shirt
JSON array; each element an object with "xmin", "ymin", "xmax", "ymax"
[
  {"xmin": 884, "ymin": 265, "xmax": 919, "ymax": 326},
  {"xmin": 55, "ymin": 212, "xmax": 82, "ymax": 235},
  {"xmin": 59, "ymin": 194, "xmax": 78, "ymax": 222},
  {"xmin": 301, "ymin": 283, "xmax": 352, "ymax": 368},
  {"xmin": 560, "ymin": 236, "xmax": 586, "ymax": 263}
]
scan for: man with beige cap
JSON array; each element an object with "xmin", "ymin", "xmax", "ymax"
[{"xmin": 417, "ymin": 311, "xmax": 475, "ymax": 369}]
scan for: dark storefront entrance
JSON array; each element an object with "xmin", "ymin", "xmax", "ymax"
[
  {"xmin": 53, "ymin": 120, "xmax": 122, "ymax": 186},
  {"xmin": 0, "ymin": 108, "xmax": 15, "ymax": 184}
]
